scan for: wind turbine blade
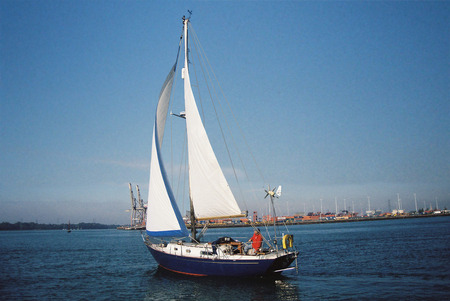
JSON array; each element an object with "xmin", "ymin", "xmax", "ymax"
[{"xmin": 275, "ymin": 185, "xmax": 282, "ymax": 197}]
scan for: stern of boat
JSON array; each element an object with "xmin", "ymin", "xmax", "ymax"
[{"xmin": 266, "ymin": 250, "xmax": 299, "ymax": 274}]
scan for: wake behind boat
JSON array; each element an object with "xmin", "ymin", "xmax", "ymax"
[{"xmin": 143, "ymin": 15, "xmax": 298, "ymax": 277}]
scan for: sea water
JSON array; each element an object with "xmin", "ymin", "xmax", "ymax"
[{"xmin": 0, "ymin": 216, "xmax": 449, "ymax": 300}]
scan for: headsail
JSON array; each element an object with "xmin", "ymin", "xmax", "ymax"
[
  {"xmin": 146, "ymin": 65, "xmax": 189, "ymax": 237},
  {"xmin": 155, "ymin": 64, "xmax": 176, "ymax": 146},
  {"xmin": 183, "ymin": 20, "xmax": 244, "ymax": 220}
]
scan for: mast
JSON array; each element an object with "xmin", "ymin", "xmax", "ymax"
[
  {"xmin": 414, "ymin": 193, "xmax": 418, "ymax": 213},
  {"xmin": 183, "ymin": 16, "xmax": 197, "ymax": 242},
  {"xmin": 265, "ymin": 185, "xmax": 279, "ymax": 250},
  {"xmin": 182, "ymin": 14, "xmax": 244, "ymax": 240},
  {"xmin": 335, "ymin": 197, "xmax": 337, "ymax": 218},
  {"xmin": 320, "ymin": 198, "xmax": 322, "ymax": 220},
  {"xmin": 190, "ymin": 195, "xmax": 197, "ymax": 241}
]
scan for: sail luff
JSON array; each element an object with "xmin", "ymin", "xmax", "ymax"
[{"xmin": 183, "ymin": 20, "xmax": 243, "ymax": 220}]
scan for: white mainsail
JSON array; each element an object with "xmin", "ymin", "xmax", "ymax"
[
  {"xmin": 146, "ymin": 65, "xmax": 189, "ymax": 237},
  {"xmin": 183, "ymin": 20, "xmax": 244, "ymax": 220}
]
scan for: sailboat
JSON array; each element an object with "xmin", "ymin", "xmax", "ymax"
[
  {"xmin": 67, "ymin": 221, "xmax": 71, "ymax": 233},
  {"xmin": 143, "ymin": 15, "xmax": 298, "ymax": 277}
]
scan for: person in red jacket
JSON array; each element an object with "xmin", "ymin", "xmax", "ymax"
[{"xmin": 244, "ymin": 228, "xmax": 263, "ymax": 254}]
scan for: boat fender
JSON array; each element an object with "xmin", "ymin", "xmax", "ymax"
[{"xmin": 282, "ymin": 234, "xmax": 294, "ymax": 249}]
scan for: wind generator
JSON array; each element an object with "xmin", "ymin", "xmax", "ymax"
[{"xmin": 264, "ymin": 185, "xmax": 282, "ymax": 248}]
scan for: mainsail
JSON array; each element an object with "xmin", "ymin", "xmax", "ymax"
[
  {"xmin": 183, "ymin": 21, "xmax": 244, "ymax": 220},
  {"xmin": 146, "ymin": 18, "xmax": 244, "ymax": 238},
  {"xmin": 146, "ymin": 64, "xmax": 189, "ymax": 237}
]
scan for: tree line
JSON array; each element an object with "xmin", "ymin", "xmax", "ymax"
[{"xmin": 0, "ymin": 222, "xmax": 120, "ymax": 231}]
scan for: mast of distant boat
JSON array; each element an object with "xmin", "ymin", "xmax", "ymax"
[{"xmin": 414, "ymin": 193, "xmax": 418, "ymax": 213}]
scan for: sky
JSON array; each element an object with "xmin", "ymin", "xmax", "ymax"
[{"xmin": 1, "ymin": 1, "xmax": 449, "ymax": 224}]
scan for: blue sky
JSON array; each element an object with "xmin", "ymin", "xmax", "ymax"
[{"xmin": 1, "ymin": 1, "xmax": 449, "ymax": 224}]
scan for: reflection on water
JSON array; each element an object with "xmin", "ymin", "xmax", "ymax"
[{"xmin": 142, "ymin": 266, "xmax": 300, "ymax": 301}]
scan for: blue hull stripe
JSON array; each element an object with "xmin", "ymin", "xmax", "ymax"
[{"xmin": 146, "ymin": 229, "xmax": 187, "ymax": 237}]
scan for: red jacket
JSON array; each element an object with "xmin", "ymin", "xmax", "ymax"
[{"xmin": 250, "ymin": 232, "xmax": 263, "ymax": 251}]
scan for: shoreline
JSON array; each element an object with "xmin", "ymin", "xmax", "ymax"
[
  {"xmin": 196, "ymin": 213, "xmax": 450, "ymax": 229},
  {"xmin": 117, "ymin": 213, "xmax": 449, "ymax": 230}
]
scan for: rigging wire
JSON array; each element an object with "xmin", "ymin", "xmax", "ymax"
[
  {"xmin": 188, "ymin": 23, "xmax": 247, "ymax": 209},
  {"xmin": 188, "ymin": 23, "xmax": 266, "ymax": 187},
  {"xmin": 188, "ymin": 39, "xmax": 206, "ymax": 124},
  {"xmin": 169, "ymin": 27, "xmax": 184, "ymax": 187},
  {"xmin": 169, "ymin": 21, "xmax": 276, "ymax": 230},
  {"xmin": 168, "ymin": 25, "xmax": 191, "ymax": 215},
  {"xmin": 188, "ymin": 24, "xmax": 272, "ymax": 226},
  {"xmin": 189, "ymin": 23, "xmax": 273, "ymax": 213}
]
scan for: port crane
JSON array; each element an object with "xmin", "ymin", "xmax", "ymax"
[{"xmin": 127, "ymin": 183, "xmax": 146, "ymax": 229}]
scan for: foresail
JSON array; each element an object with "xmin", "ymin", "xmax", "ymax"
[
  {"xmin": 146, "ymin": 128, "xmax": 188, "ymax": 237},
  {"xmin": 156, "ymin": 63, "xmax": 176, "ymax": 146},
  {"xmin": 184, "ymin": 65, "xmax": 243, "ymax": 220},
  {"xmin": 146, "ymin": 66, "xmax": 189, "ymax": 237}
]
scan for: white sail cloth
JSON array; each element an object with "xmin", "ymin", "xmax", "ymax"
[
  {"xmin": 146, "ymin": 65, "xmax": 189, "ymax": 237},
  {"xmin": 184, "ymin": 63, "xmax": 243, "ymax": 220},
  {"xmin": 146, "ymin": 19, "xmax": 244, "ymax": 238}
]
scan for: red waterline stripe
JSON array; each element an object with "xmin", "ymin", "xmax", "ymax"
[{"xmin": 159, "ymin": 264, "xmax": 207, "ymax": 277}]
